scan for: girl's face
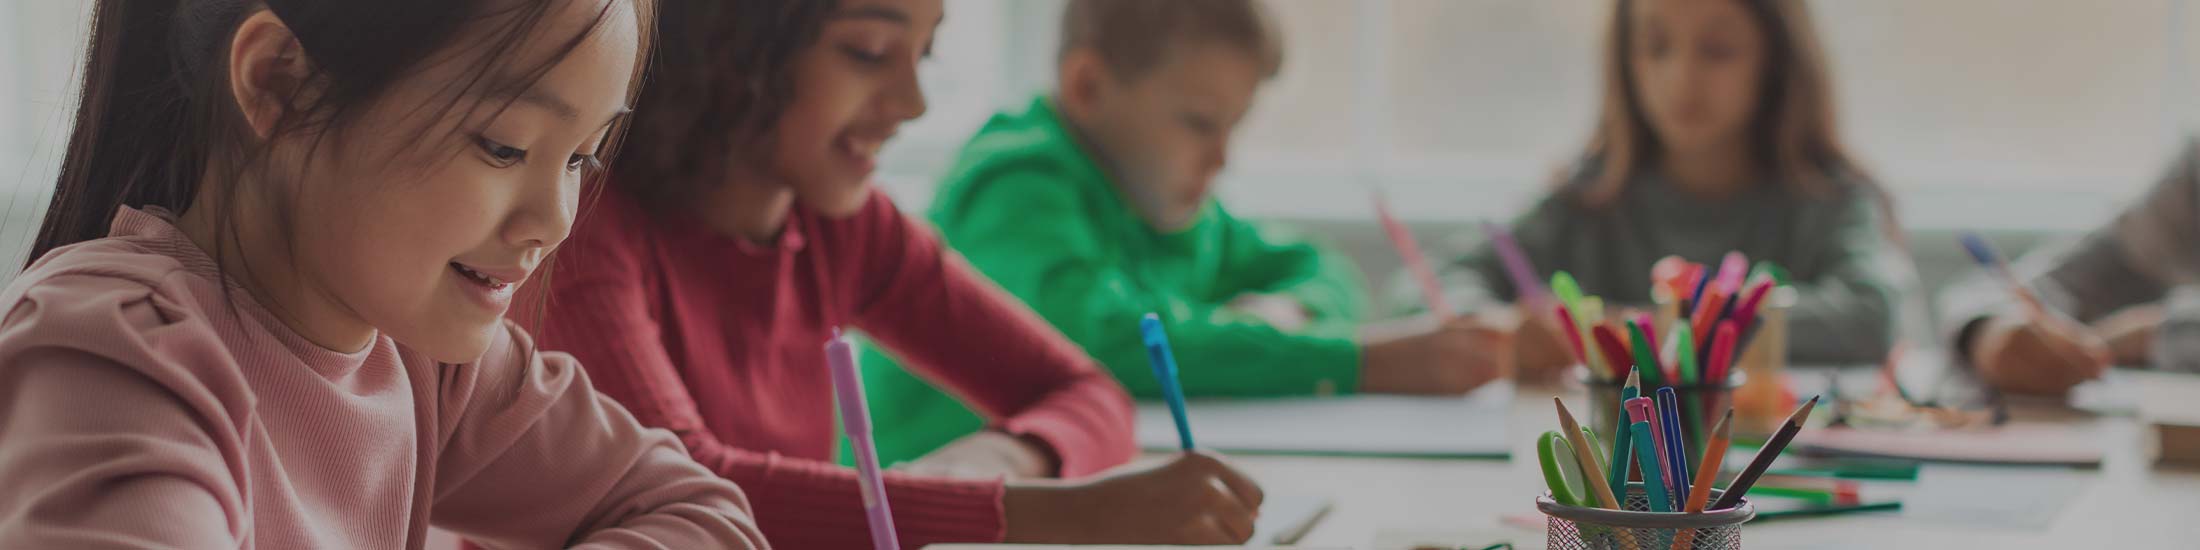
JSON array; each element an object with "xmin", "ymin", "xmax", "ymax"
[
  {"xmin": 1627, "ymin": 0, "xmax": 1767, "ymax": 159},
  {"xmin": 262, "ymin": 0, "xmax": 640, "ymax": 361},
  {"xmin": 762, "ymin": 0, "xmax": 942, "ymax": 218}
]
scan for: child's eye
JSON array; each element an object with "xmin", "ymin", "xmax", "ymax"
[
  {"xmin": 1181, "ymin": 114, "xmax": 1219, "ymax": 136},
  {"xmin": 475, "ymin": 136, "xmax": 527, "ymax": 168},
  {"xmin": 842, "ymin": 45, "xmax": 888, "ymax": 66},
  {"xmin": 566, "ymin": 153, "xmax": 603, "ymax": 173}
]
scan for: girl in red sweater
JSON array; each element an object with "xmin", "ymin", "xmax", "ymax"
[{"xmin": 523, "ymin": 0, "xmax": 1268, "ymax": 547}]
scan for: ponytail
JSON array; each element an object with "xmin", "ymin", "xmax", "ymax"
[{"xmin": 30, "ymin": 0, "xmax": 226, "ymax": 265}]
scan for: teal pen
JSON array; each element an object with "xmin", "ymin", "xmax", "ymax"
[
  {"xmin": 1606, "ymin": 369, "xmax": 1640, "ymax": 492},
  {"xmin": 1141, "ymin": 313, "xmax": 1195, "ymax": 450},
  {"xmin": 1631, "ymin": 420, "xmax": 1671, "ymax": 512}
]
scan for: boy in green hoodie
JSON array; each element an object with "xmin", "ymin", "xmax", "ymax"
[{"xmin": 855, "ymin": 0, "xmax": 1511, "ymax": 466}]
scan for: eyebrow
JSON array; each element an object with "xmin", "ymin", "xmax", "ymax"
[{"xmin": 831, "ymin": 5, "xmax": 911, "ymax": 25}]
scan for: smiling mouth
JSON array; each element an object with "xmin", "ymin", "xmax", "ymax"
[{"xmin": 450, "ymin": 262, "xmax": 512, "ymax": 290}]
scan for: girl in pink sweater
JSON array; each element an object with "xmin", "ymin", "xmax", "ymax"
[{"xmin": 0, "ymin": 0, "xmax": 767, "ymax": 548}]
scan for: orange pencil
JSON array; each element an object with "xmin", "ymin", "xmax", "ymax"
[{"xmin": 1674, "ymin": 410, "xmax": 1734, "ymax": 550}]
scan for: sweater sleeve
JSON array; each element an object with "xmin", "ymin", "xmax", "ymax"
[
  {"xmin": 1211, "ymin": 204, "xmax": 1371, "ymax": 332},
  {"xmin": 834, "ymin": 193, "xmax": 1137, "ymax": 477},
  {"xmin": 0, "ymin": 276, "xmax": 255, "ymax": 549},
  {"xmin": 427, "ymin": 322, "xmax": 768, "ymax": 549},
  {"xmin": 1942, "ymin": 143, "xmax": 2200, "ymax": 368},
  {"xmin": 1782, "ymin": 188, "xmax": 1907, "ymax": 364},
  {"xmin": 945, "ymin": 171, "xmax": 1361, "ymax": 397},
  {"xmin": 531, "ymin": 199, "xmax": 1014, "ymax": 548}
]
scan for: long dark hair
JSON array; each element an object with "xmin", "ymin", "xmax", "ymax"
[
  {"xmin": 1570, "ymin": 0, "xmax": 1899, "ymax": 240},
  {"xmin": 610, "ymin": 0, "xmax": 838, "ymax": 210},
  {"xmin": 31, "ymin": 0, "xmax": 651, "ymax": 267}
]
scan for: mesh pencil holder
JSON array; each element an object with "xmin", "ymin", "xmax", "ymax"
[{"xmin": 1538, "ymin": 483, "xmax": 1755, "ymax": 550}]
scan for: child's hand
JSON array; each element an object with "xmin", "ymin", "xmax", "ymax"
[
  {"xmin": 1969, "ymin": 311, "xmax": 2111, "ymax": 395},
  {"xmin": 2094, "ymin": 304, "xmax": 2163, "ymax": 366},
  {"xmin": 897, "ymin": 431, "xmax": 1056, "ymax": 481},
  {"xmin": 1360, "ymin": 315, "xmax": 1512, "ymax": 395},
  {"xmin": 1228, "ymin": 293, "xmax": 1311, "ymax": 332},
  {"xmin": 1002, "ymin": 451, "xmax": 1264, "ymax": 544},
  {"xmin": 1510, "ymin": 305, "xmax": 1576, "ymax": 382}
]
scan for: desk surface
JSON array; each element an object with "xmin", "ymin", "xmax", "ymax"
[{"xmin": 1229, "ymin": 371, "xmax": 2200, "ymax": 550}]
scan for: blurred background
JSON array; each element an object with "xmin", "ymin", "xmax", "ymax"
[{"xmin": 4, "ymin": 0, "xmax": 2196, "ymax": 306}]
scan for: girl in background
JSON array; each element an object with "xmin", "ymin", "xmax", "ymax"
[{"xmin": 1415, "ymin": 0, "xmax": 1916, "ymax": 373}]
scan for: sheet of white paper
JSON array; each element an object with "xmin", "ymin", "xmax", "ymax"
[
  {"xmin": 1135, "ymin": 381, "xmax": 1512, "ymax": 458},
  {"xmin": 1252, "ymin": 493, "xmax": 1333, "ymax": 546},
  {"xmin": 1901, "ymin": 464, "xmax": 2092, "ymax": 531}
]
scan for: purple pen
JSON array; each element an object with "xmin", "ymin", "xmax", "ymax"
[{"xmin": 827, "ymin": 329, "xmax": 900, "ymax": 550}]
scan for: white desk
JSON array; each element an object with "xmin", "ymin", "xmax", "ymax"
[{"xmin": 1226, "ymin": 372, "xmax": 2200, "ymax": 549}]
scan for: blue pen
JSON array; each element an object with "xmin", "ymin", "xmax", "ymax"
[
  {"xmin": 1686, "ymin": 265, "xmax": 1715, "ymax": 316},
  {"xmin": 1657, "ymin": 387, "xmax": 1691, "ymax": 508},
  {"xmin": 1630, "ymin": 421, "xmax": 1671, "ymax": 512},
  {"xmin": 1141, "ymin": 313, "xmax": 1195, "ymax": 450}
]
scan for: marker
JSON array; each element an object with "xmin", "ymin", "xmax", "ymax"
[
  {"xmin": 1552, "ymin": 271, "xmax": 1585, "ymax": 313},
  {"xmin": 1607, "ymin": 369, "xmax": 1641, "ymax": 492},
  {"xmin": 1374, "ymin": 190, "xmax": 1450, "ymax": 318},
  {"xmin": 826, "ymin": 329, "xmax": 901, "ymax": 550},
  {"xmin": 1554, "ymin": 303, "xmax": 1590, "ymax": 369},
  {"xmin": 1593, "ymin": 324, "xmax": 1635, "ymax": 379},
  {"xmin": 1628, "ymin": 396, "xmax": 1669, "ymax": 503},
  {"xmin": 1627, "ymin": 320, "xmax": 1663, "ymax": 388},
  {"xmin": 1483, "ymin": 222, "xmax": 1550, "ymax": 306},
  {"xmin": 1712, "ymin": 396, "xmax": 1821, "ymax": 511},
  {"xmin": 1630, "ymin": 421, "xmax": 1672, "ymax": 513},
  {"xmin": 1141, "ymin": 314, "xmax": 1195, "ymax": 450},
  {"xmin": 1656, "ymin": 387, "xmax": 1691, "ymax": 508}
]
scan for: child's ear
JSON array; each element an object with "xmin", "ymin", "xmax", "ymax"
[
  {"xmin": 1056, "ymin": 48, "xmax": 1112, "ymax": 122},
  {"xmin": 227, "ymin": 10, "xmax": 317, "ymax": 140}
]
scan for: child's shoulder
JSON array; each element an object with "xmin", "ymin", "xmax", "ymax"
[{"xmin": 0, "ymin": 235, "xmax": 243, "ymax": 400}]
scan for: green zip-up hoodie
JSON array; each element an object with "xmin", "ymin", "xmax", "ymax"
[{"xmin": 853, "ymin": 96, "xmax": 1370, "ymax": 463}]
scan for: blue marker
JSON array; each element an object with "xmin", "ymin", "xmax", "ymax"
[
  {"xmin": 1657, "ymin": 387, "xmax": 1691, "ymax": 508},
  {"xmin": 1142, "ymin": 313, "xmax": 1195, "ymax": 450}
]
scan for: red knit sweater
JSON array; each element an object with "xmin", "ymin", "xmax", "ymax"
[{"xmin": 519, "ymin": 187, "xmax": 1136, "ymax": 548}]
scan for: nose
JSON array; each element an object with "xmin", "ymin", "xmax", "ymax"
[
  {"xmin": 884, "ymin": 56, "xmax": 929, "ymax": 122},
  {"xmin": 504, "ymin": 168, "xmax": 578, "ymax": 251}
]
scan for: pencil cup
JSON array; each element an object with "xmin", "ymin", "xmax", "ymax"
[
  {"xmin": 1540, "ymin": 483, "xmax": 1754, "ymax": 550},
  {"xmin": 1585, "ymin": 372, "xmax": 1743, "ymax": 475}
]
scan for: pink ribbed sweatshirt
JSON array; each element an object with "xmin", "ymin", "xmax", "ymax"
[{"xmin": 0, "ymin": 207, "xmax": 770, "ymax": 549}]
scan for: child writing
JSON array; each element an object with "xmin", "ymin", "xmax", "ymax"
[
  {"xmin": 0, "ymin": 0, "xmax": 769, "ymax": 548},
  {"xmin": 524, "ymin": 0, "xmax": 1264, "ymax": 546},
  {"xmin": 1415, "ymin": 0, "xmax": 1915, "ymax": 373},
  {"xmin": 857, "ymin": 0, "xmax": 1510, "ymax": 466},
  {"xmin": 1939, "ymin": 143, "xmax": 2200, "ymax": 395}
]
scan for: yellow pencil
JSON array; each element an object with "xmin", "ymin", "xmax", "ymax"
[{"xmin": 1555, "ymin": 397, "xmax": 1620, "ymax": 509}]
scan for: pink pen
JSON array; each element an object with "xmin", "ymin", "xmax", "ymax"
[
  {"xmin": 1627, "ymin": 397, "xmax": 1671, "ymax": 494},
  {"xmin": 827, "ymin": 329, "xmax": 900, "ymax": 550},
  {"xmin": 1374, "ymin": 190, "xmax": 1451, "ymax": 318}
]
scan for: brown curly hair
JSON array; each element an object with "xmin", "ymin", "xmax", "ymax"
[{"xmin": 610, "ymin": 0, "xmax": 839, "ymax": 210}]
